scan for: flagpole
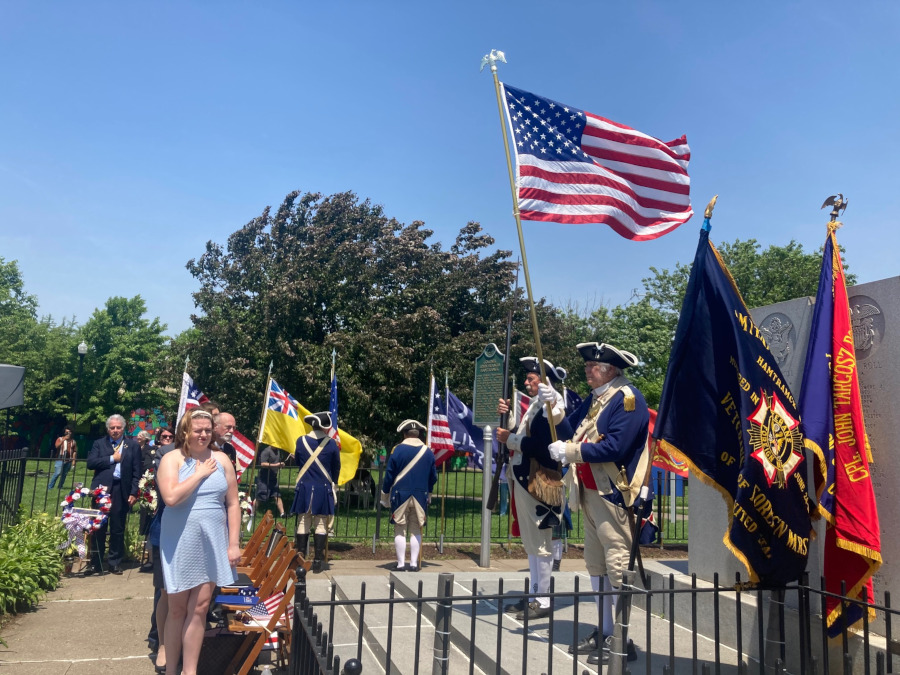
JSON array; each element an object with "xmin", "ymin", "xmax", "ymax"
[
  {"xmin": 441, "ymin": 372, "xmax": 449, "ymax": 545},
  {"xmin": 483, "ymin": 50, "xmax": 557, "ymax": 441},
  {"xmin": 247, "ymin": 361, "xmax": 274, "ymax": 511},
  {"xmin": 176, "ymin": 356, "xmax": 191, "ymax": 426}
]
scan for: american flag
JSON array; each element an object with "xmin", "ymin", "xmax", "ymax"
[
  {"xmin": 247, "ymin": 590, "xmax": 284, "ymax": 620},
  {"xmin": 232, "ymin": 431, "xmax": 256, "ymax": 480},
  {"xmin": 426, "ymin": 376, "xmax": 455, "ymax": 467},
  {"xmin": 268, "ymin": 380, "xmax": 299, "ymax": 419},
  {"xmin": 501, "ymin": 83, "xmax": 692, "ymax": 240},
  {"xmin": 177, "ymin": 372, "xmax": 210, "ymax": 425},
  {"xmin": 245, "ymin": 590, "xmax": 287, "ymax": 650}
]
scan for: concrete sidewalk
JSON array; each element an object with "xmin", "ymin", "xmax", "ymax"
[{"xmin": 0, "ymin": 555, "xmax": 589, "ymax": 674}]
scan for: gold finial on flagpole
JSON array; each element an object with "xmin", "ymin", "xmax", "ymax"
[
  {"xmin": 704, "ymin": 195, "xmax": 719, "ymax": 220},
  {"xmin": 821, "ymin": 193, "xmax": 847, "ymax": 232}
]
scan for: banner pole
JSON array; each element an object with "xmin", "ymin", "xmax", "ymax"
[
  {"xmin": 247, "ymin": 361, "xmax": 273, "ymax": 515},
  {"xmin": 483, "ymin": 50, "xmax": 557, "ymax": 441}
]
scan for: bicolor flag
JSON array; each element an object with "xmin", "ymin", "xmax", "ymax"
[
  {"xmin": 653, "ymin": 220, "xmax": 813, "ymax": 586},
  {"xmin": 800, "ymin": 224, "xmax": 881, "ymax": 635}
]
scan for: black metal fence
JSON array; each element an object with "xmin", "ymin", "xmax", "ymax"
[
  {"xmin": 290, "ymin": 568, "xmax": 898, "ymax": 675},
  {"xmin": 13, "ymin": 456, "xmax": 688, "ymax": 547},
  {"xmin": 0, "ymin": 448, "xmax": 27, "ymax": 536}
]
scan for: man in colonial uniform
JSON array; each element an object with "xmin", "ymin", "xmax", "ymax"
[
  {"xmin": 496, "ymin": 357, "xmax": 573, "ymax": 621},
  {"xmin": 290, "ymin": 412, "xmax": 341, "ymax": 573},
  {"xmin": 549, "ymin": 342, "xmax": 649, "ymax": 665},
  {"xmin": 380, "ymin": 419, "xmax": 437, "ymax": 572}
]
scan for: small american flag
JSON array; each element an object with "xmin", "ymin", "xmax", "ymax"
[
  {"xmin": 501, "ymin": 83, "xmax": 692, "ymax": 240},
  {"xmin": 245, "ymin": 590, "xmax": 286, "ymax": 651},
  {"xmin": 426, "ymin": 376, "xmax": 455, "ymax": 467},
  {"xmin": 247, "ymin": 590, "xmax": 284, "ymax": 620}
]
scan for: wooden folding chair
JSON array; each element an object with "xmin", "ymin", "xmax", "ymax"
[
  {"xmin": 238, "ymin": 511, "xmax": 275, "ymax": 568},
  {"xmin": 224, "ymin": 573, "xmax": 297, "ymax": 675},
  {"xmin": 217, "ymin": 538, "xmax": 295, "ymax": 608},
  {"xmin": 239, "ymin": 523, "xmax": 285, "ymax": 577}
]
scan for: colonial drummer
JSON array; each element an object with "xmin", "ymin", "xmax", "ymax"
[{"xmin": 380, "ymin": 420, "xmax": 437, "ymax": 572}]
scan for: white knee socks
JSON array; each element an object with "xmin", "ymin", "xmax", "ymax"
[
  {"xmin": 394, "ymin": 534, "xmax": 406, "ymax": 568},
  {"xmin": 603, "ymin": 576, "xmax": 617, "ymax": 637},
  {"xmin": 536, "ymin": 556, "xmax": 552, "ymax": 609},
  {"xmin": 409, "ymin": 534, "xmax": 421, "ymax": 567}
]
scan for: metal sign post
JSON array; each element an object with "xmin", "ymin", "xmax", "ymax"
[{"xmin": 473, "ymin": 343, "xmax": 505, "ymax": 569}]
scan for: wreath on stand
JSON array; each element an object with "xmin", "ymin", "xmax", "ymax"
[
  {"xmin": 59, "ymin": 484, "xmax": 112, "ymax": 560},
  {"xmin": 138, "ymin": 468, "xmax": 159, "ymax": 513}
]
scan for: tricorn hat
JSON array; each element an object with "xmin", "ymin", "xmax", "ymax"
[
  {"xmin": 519, "ymin": 356, "xmax": 567, "ymax": 383},
  {"xmin": 396, "ymin": 419, "xmax": 427, "ymax": 434},
  {"xmin": 304, "ymin": 411, "xmax": 333, "ymax": 430},
  {"xmin": 576, "ymin": 342, "xmax": 639, "ymax": 369}
]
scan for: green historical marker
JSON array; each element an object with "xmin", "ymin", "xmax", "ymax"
[{"xmin": 473, "ymin": 343, "xmax": 505, "ymax": 428}]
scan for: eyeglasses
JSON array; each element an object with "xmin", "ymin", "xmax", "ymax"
[{"xmin": 160, "ymin": 434, "xmax": 173, "ymax": 440}]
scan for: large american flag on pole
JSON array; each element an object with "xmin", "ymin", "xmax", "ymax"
[
  {"xmin": 426, "ymin": 375, "xmax": 455, "ymax": 467},
  {"xmin": 501, "ymin": 83, "xmax": 692, "ymax": 240}
]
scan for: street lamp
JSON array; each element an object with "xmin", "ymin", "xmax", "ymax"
[{"xmin": 74, "ymin": 341, "xmax": 87, "ymax": 423}]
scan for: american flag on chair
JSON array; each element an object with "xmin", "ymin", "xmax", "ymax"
[{"xmin": 245, "ymin": 590, "xmax": 287, "ymax": 650}]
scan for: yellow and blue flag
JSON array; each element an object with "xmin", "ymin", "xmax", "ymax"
[
  {"xmin": 653, "ymin": 219, "xmax": 814, "ymax": 586},
  {"xmin": 260, "ymin": 378, "xmax": 362, "ymax": 485}
]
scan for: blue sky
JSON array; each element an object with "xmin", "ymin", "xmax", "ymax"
[{"xmin": 1, "ymin": 2, "xmax": 897, "ymax": 337}]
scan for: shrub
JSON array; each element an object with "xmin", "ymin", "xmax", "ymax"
[{"xmin": 0, "ymin": 512, "xmax": 67, "ymax": 615}]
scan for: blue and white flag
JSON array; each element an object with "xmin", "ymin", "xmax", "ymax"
[{"xmin": 446, "ymin": 391, "xmax": 497, "ymax": 470}]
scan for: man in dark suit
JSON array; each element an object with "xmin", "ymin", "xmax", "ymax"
[{"xmin": 86, "ymin": 414, "xmax": 142, "ymax": 575}]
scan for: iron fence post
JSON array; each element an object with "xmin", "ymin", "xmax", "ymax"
[{"xmin": 432, "ymin": 572, "xmax": 454, "ymax": 675}]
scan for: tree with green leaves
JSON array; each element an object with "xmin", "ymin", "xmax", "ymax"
[
  {"xmin": 77, "ymin": 296, "xmax": 171, "ymax": 428},
  {"xmin": 186, "ymin": 190, "xmax": 523, "ymax": 452}
]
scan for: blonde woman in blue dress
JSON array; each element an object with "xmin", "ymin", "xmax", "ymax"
[{"xmin": 158, "ymin": 409, "xmax": 240, "ymax": 675}]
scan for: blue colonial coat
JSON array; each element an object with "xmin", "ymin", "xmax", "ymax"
[
  {"xmin": 564, "ymin": 377, "xmax": 650, "ymax": 509},
  {"xmin": 381, "ymin": 439, "xmax": 437, "ymax": 522},
  {"xmin": 290, "ymin": 431, "xmax": 341, "ymax": 516}
]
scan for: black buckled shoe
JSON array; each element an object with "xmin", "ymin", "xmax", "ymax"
[
  {"xmin": 515, "ymin": 600, "xmax": 552, "ymax": 621},
  {"xmin": 569, "ymin": 629, "xmax": 602, "ymax": 654},
  {"xmin": 504, "ymin": 597, "xmax": 527, "ymax": 614},
  {"xmin": 588, "ymin": 635, "xmax": 638, "ymax": 664}
]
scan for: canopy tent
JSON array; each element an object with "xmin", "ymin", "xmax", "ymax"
[{"xmin": 0, "ymin": 365, "xmax": 25, "ymax": 410}]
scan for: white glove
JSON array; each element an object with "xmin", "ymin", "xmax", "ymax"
[
  {"xmin": 537, "ymin": 383, "xmax": 561, "ymax": 405},
  {"xmin": 380, "ymin": 491, "xmax": 391, "ymax": 509},
  {"xmin": 548, "ymin": 440, "xmax": 568, "ymax": 465}
]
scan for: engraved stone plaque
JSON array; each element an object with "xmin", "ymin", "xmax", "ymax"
[
  {"xmin": 472, "ymin": 343, "xmax": 505, "ymax": 428},
  {"xmin": 848, "ymin": 277, "xmax": 900, "ymax": 627}
]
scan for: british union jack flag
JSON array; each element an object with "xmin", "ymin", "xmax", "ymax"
[{"xmin": 268, "ymin": 379, "xmax": 299, "ymax": 419}]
